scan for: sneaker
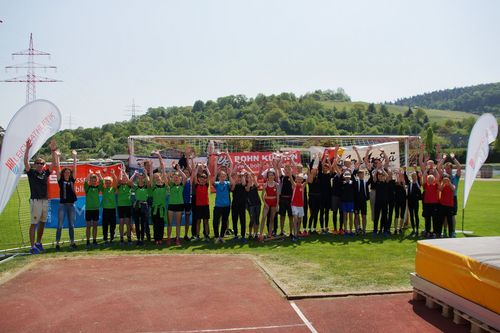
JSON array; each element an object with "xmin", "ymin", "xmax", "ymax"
[
  {"xmin": 204, "ymin": 236, "xmax": 210, "ymax": 242},
  {"xmin": 191, "ymin": 236, "xmax": 199, "ymax": 242},
  {"xmin": 86, "ymin": 243, "xmax": 91, "ymax": 250},
  {"xmin": 35, "ymin": 242, "xmax": 44, "ymax": 252},
  {"xmin": 175, "ymin": 238, "xmax": 181, "ymax": 246},
  {"xmin": 93, "ymin": 240, "xmax": 98, "ymax": 247},
  {"xmin": 339, "ymin": 229, "xmax": 345, "ymax": 235},
  {"xmin": 183, "ymin": 235, "xmax": 190, "ymax": 242},
  {"xmin": 166, "ymin": 238, "xmax": 171, "ymax": 246},
  {"xmin": 233, "ymin": 235, "xmax": 239, "ymax": 241},
  {"xmin": 240, "ymin": 237, "xmax": 248, "ymax": 243},
  {"xmin": 70, "ymin": 243, "xmax": 77, "ymax": 250},
  {"xmin": 451, "ymin": 232, "xmax": 456, "ymax": 238},
  {"xmin": 29, "ymin": 246, "xmax": 40, "ymax": 255},
  {"xmin": 55, "ymin": 244, "xmax": 61, "ymax": 251}
]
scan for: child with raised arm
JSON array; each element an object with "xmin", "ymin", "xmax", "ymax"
[
  {"xmin": 150, "ymin": 153, "xmax": 168, "ymax": 245},
  {"xmin": 193, "ymin": 163, "xmax": 211, "ymax": 241},
  {"xmin": 258, "ymin": 161, "xmax": 280, "ymax": 242},
  {"xmin": 84, "ymin": 169, "xmax": 103, "ymax": 248},
  {"xmin": 131, "ymin": 169, "xmax": 150, "ymax": 245},
  {"xmin": 290, "ymin": 172, "xmax": 306, "ymax": 241},
  {"xmin": 393, "ymin": 169, "xmax": 407, "ymax": 235},
  {"xmin": 405, "ymin": 165, "xmax": 422, "ymax": 237},
  {"xmin": 231, "ymin": 167, "xmax": 248, "ymax": 242},
  {"xmin": 101, "ymin": 169, "xmax": 118, "ymax": 244},
  {"xmin": 117, "ymin": 167, "xmax": 134, "ymax": 245},
  {"xmin": 213, "ymin": 152, "xmax": 232, "ymax": 243},
  {"xmin": 167, "ymin": 163, "xmax": 187, "ymax": 246},
  {"xmin": 307, "ymin": 155, "xmax": 321, "ymax": 235},
  {"xmin": 245, "ymin": 169, "xmax": 261, "ymax": 240}
]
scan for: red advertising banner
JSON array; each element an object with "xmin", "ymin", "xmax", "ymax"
[
  {"xmin": 208, "ymin": 151, "xmax": 301, "ymax": 190},
  {"xmin": 48, "ymin": 163, "xmax": 123, "ymax": 199}
]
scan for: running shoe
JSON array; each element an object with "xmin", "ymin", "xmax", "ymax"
[
  {"xmin": 55, "ymin": 244, "xmax": 61, "ymax": 251},
  {"xmin": 29, "ymin": 246, "xmax": 40, "ymax": 255},
  {"xmin": 70, "ymin": 243, "xmax": 77, "ymax": 250},
  {"xmin": 35, "ymin": 242, "xmax": 44, "ymax": 252}
]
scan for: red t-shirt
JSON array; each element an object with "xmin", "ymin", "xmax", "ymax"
[
  {"xmin": 423, "ymin": 182, "xmax": 439, "ymax": 204},
  {"xmin": 264, "ymin": 182, "xmax": 278, "ymax": 207},
  {"xmin": 291, "ymin": 183, "xmax": 304, "ymax": 207},
  {"xmin": 440, "ymin": 184, "xmax": 454, "ymax": 207},
  {"xmin": 195, "ymin": 184, "xmax": 209, "ymax": 206}
]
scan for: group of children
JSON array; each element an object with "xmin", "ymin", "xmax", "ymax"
[{"xmin": 80, "ymin": 144, "xmax": 461, "ymax": 248}]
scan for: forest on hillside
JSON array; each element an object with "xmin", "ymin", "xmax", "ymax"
[
  {"xmin": 393, "ymin": 82, "xmax": 500, "ymax": 116},
  {"xmin": 38, "ymin": 89, "xmax": 481, "ymax": 160}
]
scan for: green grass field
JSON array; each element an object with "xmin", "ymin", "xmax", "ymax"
[
  {"xmin": 320, "ymin": 101, "xmax": 477, "ymax": 124},
  {"xmin": 1, "ymin": 178, "xmax": 499, "ymax": 295}
]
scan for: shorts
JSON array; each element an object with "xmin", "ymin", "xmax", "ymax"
[
  {"xmin": 168, "ymin": 204, "xmax": 184, "ymax": 212},
  {"xmin": 341, "ymin": 201, "xmax": 354, "ymax": 213},
  {"xmin": 278, "ymin": 197, "xmax": 292, "ymax": 217},
  {"xmin": 30, "ymin": 199, "xmax": 48, "ymax": 224},
  {"xmin": 354, "ymin": 200, "xmax": 367, "ymax": 215},
  {"xmin": 85, "ymin": 209, "xmax": 99, "ymax": 222},
  {"xmin": 118, "ymin": 206, "xmax": 132, "ymax": 218},
  {"xmin": 195, "ymin": 205, "xmax": 210, "ymax": 220},
  {"xmin": 184, "ymin": 203, "xmax": 192, "ymax": 213},
  {"xmin": 291, "ymin": 206, "xmax": 304, "ymax": 218}
]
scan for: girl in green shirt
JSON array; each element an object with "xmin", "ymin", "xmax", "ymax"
[
  {"xmin": 167, "ymin": 164, "xmax": 188, "ymax": 246},
  {"xmin": 101, "ymin": 169, "xmax": 118, "ymax": 244},
  {"xmin": 117, "ymin": 168, "xmax": 134, "ymax": 244},
  {"xmin": 84, "ymin": 171, "xmax": 103, "ymax": 247},
  {"xmin": 131, "ymin": 170, "xmax": 150, "ymax": 245},
  {"xmin": 149, "ymin": 152, "xmax": 168, "ymax": 245}
]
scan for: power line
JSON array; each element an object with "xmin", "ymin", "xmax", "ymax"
[{"xmin": 124, "ymin": 98, "xmax": 143, "ymax": 120}]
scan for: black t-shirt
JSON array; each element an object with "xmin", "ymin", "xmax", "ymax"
[
  {"xmin": 246, "ymin": 185, "xmax": 261, "ymax": 207},
  {"xmin": 394, "ymin": 183, "xmax": 407, "ymax": 203},
  {"xmin": 372, "ymin": 181, "xmax": 390, "ymax": 204},
  {"xmin": 341, "ymin": 180, "xmax": 356, "ymax": 202},
  {"xmin": 232, "ymin": 183, "xmax": 247, "ymax": 206},
  {"xmin": 58, "ymin": 176, "xmax": 77, "ymax": 204},
  {"xmin": 26, "ymin": 168, "xmax": 50, "ymax": 199},
  {"xmin": 331, "ymin": 173, "xmax": 344, "ymax": 197},
  {"xmin": 308, "ymin": 176, "xmax": 321, "ymax": 195},
  {"xmin": 318, "ymin": 172, "xmax": 332, "ymax": 196},
  {"xmin": 280, "ymin": 175, "xmax": 293, "ymax": 197}
]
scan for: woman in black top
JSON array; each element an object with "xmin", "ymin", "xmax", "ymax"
[
  {"xmin": 55, "ymin": 150, "xmax": 78, "ymax": 250},
  {"xmin": 393, "ymin": 171, "xmax": 407, "ymax": 235},
  {"xmin": 372, "ymin": 168, "xmax": 391, "ymax": 235}
]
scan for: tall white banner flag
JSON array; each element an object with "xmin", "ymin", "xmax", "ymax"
[
  {"xmin": 463, "ymin": 113, "xmax": 498, "ymax": 209},
  {"xmin": 0, "ymin": 100, "xmax": 62, "ymax": 214}
]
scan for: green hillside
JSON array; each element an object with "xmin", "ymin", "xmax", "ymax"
[{"xmin": 394, "ymin": 82, "xmax": 500, "ymax": 116}]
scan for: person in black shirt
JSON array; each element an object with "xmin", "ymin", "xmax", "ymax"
[
  {"xmin": 393, "ymin": 170, "xmax": 407, "ymax": 235},
  {"xmin": 231, "ymin": 170, "xmax": 248, "ymax": 242},
  {"xmin": 372, "ymin": 168, "xmax": 391, "ymax": 235},
  {"xmin": 353, "ymin": 169, "xmax": 370, "ymax": 234},
  {"xmin": 318, "ymin": 159, "xmax": 332, "ymax": 234},
  {"xmin": 245, "ymin": 171, "xmax": 261, "ymax": 239},
  {"xmin": 306, "ymin": 164, "xmax": 321, "ymax": 234},
  {"xmin": 405, "ymin": 167, "xmax": 422, "ymax": 236},
  {"xmin": 55, "ymin": 150, "xmax": 78, "ymax": 250},
  {"xmin": 24, "ymin": 139, "xmax": 58, "ymax": 254}
]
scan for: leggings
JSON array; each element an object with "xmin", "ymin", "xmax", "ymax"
[
  {"xmin": 213, "ymin": 206, "xmax": 230, "ymax": 238},
  {"xmin": 374, "ymin": 201, "xmax": 387, "ymax": 233},
  {"xmin": 248, "ymin": 205, "xmax": 261, "ymax": 230},
  {"xmin": 440, "ymin": 205, "xmax": 453, "ymax": 236},
  {"xmin": 56, "ymin": 203, "xmax": 75, "ymax": 243},
  {"xmin": 308, "ymin": 194, "xmax": 321, "ymax": 230},
  {"xmin": 319, "ymin": 196, "xmax": 330, "ymax": 229},
  {"xmin": 394, "ymin": 200, "xmax": 406, "ymax": 219},
  {"xmin": 387, "ymin": 201, "xmax": 395, "ymax": 231},
  {"xmin": 152, "ymin": 208, "xmax": 165, "ymax": 241},
  {"xmin": 331, "ymin": 195, "xmax": 343, "ymax": 230},
  {"xmin": 231, "ymin": 204, "xmax": 246, "ymax": 238},
  {"xmin": 408, "ymin": 200, "xmax": 420, "ymax": 232},
  {"xmin": 133, "ymin": 201, "xmax": 149, "ymax": 241},
  {"xmin": 102, "ymin": 208, "xmax": 116, "ymax": 241}
]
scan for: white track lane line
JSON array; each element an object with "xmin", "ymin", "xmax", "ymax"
[
  {"xmin": 140, "ymin": 323, "xmax": 307, "ymax": 333},
  {"xmin": 289, "ymin": 301, "xmax": 318, "ymax": 333}
]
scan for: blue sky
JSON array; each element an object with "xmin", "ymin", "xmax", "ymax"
[{"xmin": 1, "ymin": 0, "xmax": 499, "ymax": 129}]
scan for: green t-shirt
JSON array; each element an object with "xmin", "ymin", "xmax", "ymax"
[
  {"xmin": 117, "ymin": 184, "xmax": 132, "ymax": 207},
  {"xmin": 84, "ymin": 180, "xmax": 103, "ymax": 211},
  {"xmin": 151, "ymin": 184, "xmax": 167, "ymax": 218},
  {"xmin": 168, "ymin": 183, "xmax": 184, "ymax": 205},
  {"xmin": 101, "ymin": 186, "xmax": 117, "ymax": 209},
  {"xmin": 134, "ymin": 184, "xmax": 149, "ymax": 202}
]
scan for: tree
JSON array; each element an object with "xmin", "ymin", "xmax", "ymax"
[
  {"xmin": 404, "ymin": 107, "xmax": 413, "ymax": 117},
  {"xmin": 425, "ymin": 127, "xmax": 435, "ymax": 158},
  {"xmin": 367, "ymin": 103, "xmax": 376, "ymax": 113},
  {"xmin": 379, "ymin": 104, "xmax": 390, "ymax": 117},
  {"xmin": 192, "ymin": 100, "xmax": 204, "ymax": 113}
]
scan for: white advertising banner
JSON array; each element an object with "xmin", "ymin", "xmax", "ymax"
[
  {"xmin": 463, "ymin": 113, "xmax": 498, "ymax": 209},
  {"xmin": 309, "ymin": 141, "xmax": 400, "ymax": 170},
  {"xmin": 0, "ymin": 100, "xmax": 62, "ymax": 214}
]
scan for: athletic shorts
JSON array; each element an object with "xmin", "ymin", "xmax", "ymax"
[
  {"xmin": 30, "ymin": 199, "xmax": 48, "ymax": 224},
  {"xmin": 195, "ymin": 205, "xmax": 210, "ymax": 220},
  {"xmin": 184, "ymin": 203, "xmax": 192, "ymax": 212},
  {"xmin": 118, "ymin": 206, "xmax": 132, "ymax": 218},
  {"xmin": 278, "ymin": 197, "xmax": 292, "ymax": 217},
  {"xmin": 85, "ymin": 209, "xmax": 99, "ymax": 222},
  {"xmin": 291, "ymin": 206, "xmax": 304, "ymax": 218},
  {"xmin": 168, "ymin": 204, "xmax": 184, "ymax": 212},
  {"xmin": 341, "ymin": 201, "xmax": 354, "ymax": 213}
]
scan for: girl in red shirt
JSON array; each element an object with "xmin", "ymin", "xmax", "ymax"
[
  {"xmin": 422, "ymin": 170, "xmax": 440, "ymax": 238},
  {"xmin": 439, "ymin": 174, "xmax": 456, "ymax": 238},
  {"xmin": 290, "ymin": 173, "xmax": 305, "ymax": 242},
  {"xmin": 259, "ymin": 170, "xmax": 279, "ymax": 241}
]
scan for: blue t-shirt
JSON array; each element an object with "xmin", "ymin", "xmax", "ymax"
[
  {"xmin": 451, "ymin": 173, "xmax": 460, "ymax": 196},
  {"xmin": 214, "ymin": 181, "xmax": 231, "ymax": 207}
]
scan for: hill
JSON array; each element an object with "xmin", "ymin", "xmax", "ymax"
[
  {"xmin": 42, "ymin": 89, "xmax": 479, "ymax": 160},
  {"xmin": 393, "ymin": 82, "xmax": 500, "ymax": 116}
]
